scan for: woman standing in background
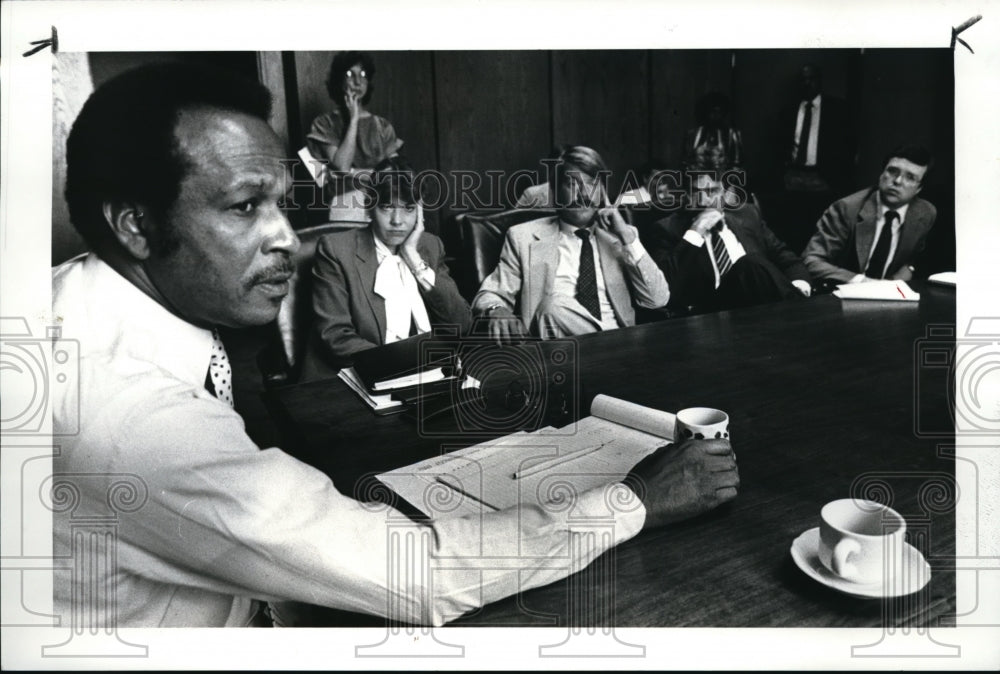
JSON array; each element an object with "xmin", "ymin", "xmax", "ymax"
[
  {"xmin": 307, "ymin": 51, "xmax": 404, "ymax": 219},
  {"xmin": 683, "ymin": 92, "xmax": 744, "ymax": 171}
]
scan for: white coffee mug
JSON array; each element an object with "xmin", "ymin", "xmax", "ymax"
[
  {"xmin": 818, "ymin": 498, "xmax": 907, "ymax": 585},
  {"xmin": 675, "ymin": 407, "xmax": 730, "ymax": 441}
]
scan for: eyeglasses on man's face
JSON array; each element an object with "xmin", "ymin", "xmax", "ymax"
[{"xmin": 882, "ymin": 165, "xmax": 923, "ymax": 185}]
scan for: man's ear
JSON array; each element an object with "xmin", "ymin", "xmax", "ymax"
[{"xmin": 103, "ymin": 201, "xmax": 151, "ymax": 260}]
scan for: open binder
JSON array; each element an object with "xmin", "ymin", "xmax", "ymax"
[{"xmin": 377, "ymin": 395, "xmax": 680, "ymax": 520}]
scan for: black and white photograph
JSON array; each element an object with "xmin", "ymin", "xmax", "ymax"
[{"xmin": 2, "ymin": 0, "xmax": 998, "ymax": 670}]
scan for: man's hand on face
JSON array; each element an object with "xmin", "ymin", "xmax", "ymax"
[
  {"xmin": 690, "ymin": 209, "xmax": 725, "ymax": 238},
  {"xmin": 595, "ymin": 205, "xmax": 638, "ymax": 245},
  {"xmin": 624, "ymin": 438, "xmax": 739, "ymax": 529},
  {"xmin": 484, "ymin": 305, "xmax": 527, "ymax": 346}
]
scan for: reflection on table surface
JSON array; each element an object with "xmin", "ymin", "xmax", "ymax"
[{"xmin": 264, "ymin": 283, "xmax": 956, "ymax": 627}]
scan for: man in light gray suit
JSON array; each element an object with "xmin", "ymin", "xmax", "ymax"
[
  {"xmin": 802, "ymin": 145, "xmax": 937, "ymax": 284},
  {"xmin": 473, "ymin": 145, "xmax": 670, "ymax": 342}
]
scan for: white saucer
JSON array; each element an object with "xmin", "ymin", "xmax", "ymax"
[{"xmin": 790, "ymin": 527, "xmax": 931, "ymax": 599}]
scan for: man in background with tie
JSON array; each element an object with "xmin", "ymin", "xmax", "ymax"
[
  {"xmin": 473, "ymin": 145, "xmax": 671, "ymax": 341},
  {"xmin": 773, "ymin": 63, "xmax": 855, "ymax": 252},
  {"xmin": 802, "ymin": 145, "xmax": 936, "ymax": 284},
  {"xmin": 646, "ymin": 168, "xmax": 812, "ymax": 312}
]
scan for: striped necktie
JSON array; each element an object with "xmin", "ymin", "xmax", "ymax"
[
  {"xmin": 205, "ymin": 329, "xmax": 234, "ymax": 407},
  {"xmin": 711, "ymin": 223, "xmax": 733, "ymax": 278}
]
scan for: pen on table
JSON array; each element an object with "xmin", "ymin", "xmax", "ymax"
[
  {"xmin": 512, "ymin": 441, "xmax": 609, "ymax": 480},
  {"xmin": 434, "ymin": 475, "xmax": 499, "ymax": 511}
]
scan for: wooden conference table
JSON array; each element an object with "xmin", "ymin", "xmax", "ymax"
[{"xmin": 264, "ymin": 282, "xmax": 956, "ymax": 627}]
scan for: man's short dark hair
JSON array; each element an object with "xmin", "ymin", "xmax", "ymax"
[
  {"xmin": 325, "ymin": 51, "xmax": 376, "ymax": 111},
  {"xmin": 65, "ymin": 62, "xmax": 273, "ymax": 250},
  {"xmin": 882, "ymin": 144, "xmax": 934, "ymax": 180}
]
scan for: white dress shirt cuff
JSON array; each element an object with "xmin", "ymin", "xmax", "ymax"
[
  {"xmin": 683, "ymin": 229, "xmax": 706, "ymax": 247},
  {"xmin": 624, "ymin": 237, "xmax": 650, "ymax": 263},
  {"xmin": 791, "ymin": 279, "xmax": 812, "ymax": 296},
  {"xmin": 407, "ymin": 258, "xmax": 435, "ymax": 290},
  {"xmin": 416, "ymin": 267, "xmax": 436, "ymax": 290}
]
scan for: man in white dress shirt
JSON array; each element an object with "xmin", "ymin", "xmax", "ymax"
[{"xmin": 51, "ymin": 64, "xmax": 738, "ymax": 627}]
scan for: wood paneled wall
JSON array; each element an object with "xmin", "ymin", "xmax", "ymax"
[
  {"xmin": 281, "ymin": 49, "xmax": 953, "ymax": 229},
  {"xmin": 52, "ymin": 49, "xmax": 955, "ymax": 273}
]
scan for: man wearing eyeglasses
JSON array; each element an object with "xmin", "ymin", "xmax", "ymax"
[{"xmin": 802, "ymin": 145, "xmax": 936, "ymax": 284}]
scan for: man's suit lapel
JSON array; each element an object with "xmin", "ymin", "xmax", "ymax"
[
  {"xmin": 723, "ymin": 207, "xmax": 758, "ymax": 255},
  {"xmin": 854, "ymin": 190, "xmax": 879, "ymax": 271},
  {"xmin": 354, "ymin": 229, "xmax": 386, "ymax": 344},
  {"xmin": 595, "ymin": 228, "xmax": 627, "ymax": 324},
  {"xmin": 889, "ymin": 200, "xmax": 932, "ymax": 273},
  {"xmin": 527, "ymin": 219, "xmax": 559, "ymax": 308}
]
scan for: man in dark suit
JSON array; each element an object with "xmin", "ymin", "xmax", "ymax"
[
  {"xmin": 771, "ymin": 64, "xmax": 856, "ymax": 252},
  {"xmin": 647, "ymin": 170, "xmax": 812, "ymax": 312},
  {"xmin": 781, "ymin": 64, "xmax": 853, "ymax": 192},
  {"xmin": 803, "ymin": 145, "xmax": 937, "ymax": 284}
]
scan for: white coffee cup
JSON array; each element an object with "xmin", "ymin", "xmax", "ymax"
[
  {"xmin": 675, "ymin": 407, "xmax": 730, "ymax": 441},
  {"xmin": 818, "ymin": 498, "xmax": 907, "ymax": 585}
]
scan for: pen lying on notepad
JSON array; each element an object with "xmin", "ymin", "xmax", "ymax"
[
  {"xmin": 512, "ymin": 441, "xmax": 610, "ymax": 480},
  {"xmin": 434, "ymin": 475, "xmax": 499, "ymax": 511}
]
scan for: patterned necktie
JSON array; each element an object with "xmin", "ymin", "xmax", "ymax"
[
  {"xmin": 795, "ymin": 101, "xmax": 812, "ymax": 165},
  {"xmin": 711, "ymin": 223, "xmax": 734, "ymax": 278},
  {"xmin": 574, "ymin": 228, "xmax": 601, "ymax": 320},
  {"xmin": 206, "ymin": 329, "xmax": 234, "ymax": 407},
  {"xmin": 867, "ymin": 210, "xmax": 898, "ymax": 279}
]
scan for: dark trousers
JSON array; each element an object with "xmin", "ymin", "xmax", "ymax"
[
  {"xmin": 713, "ymin": 254, "xmax": 803, "ymax": 310},
  {"xmin": 761, "ymin": 187, "xmax": 836, "ymax": 255}
]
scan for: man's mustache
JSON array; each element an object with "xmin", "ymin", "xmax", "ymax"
[{"xmin": 248, "ymin": 256, "xmax": 296, "ymax": 285}]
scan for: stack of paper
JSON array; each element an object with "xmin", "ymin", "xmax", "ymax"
[
  {"xmin": 338, "ymin": 367, "xmax": 406, "ymax": 415},
  {"xmin": 927, "ymin": 271, "xmax": 957, "ymax": 286},
  {"xmin": 339, "ymin": 335, "xmax": 461, "ymax": 414},
  {"xmin": 371, "ymin": 366, "xmax": 449, "ymax": 391},
  {"xmin": 833, "ymin": 280, "xmax": 920, "ymax": 301}
]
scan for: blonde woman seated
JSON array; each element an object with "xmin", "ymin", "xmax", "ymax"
[{"xmin": 310, "ymin": 158, "xmax": 472, "ymax": 367}]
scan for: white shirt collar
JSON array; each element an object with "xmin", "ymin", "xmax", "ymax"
[
  {"xmin": 558, "ymin": 219, "xmax": 596, "ymax": 238},
  {"xmin": 55, "ymin": 253, "xmax": 216, "ymax": 389},
  {"xmin": 372, "ymin": 230, "xmax": 398, "ymax": 261},
  {"xmin": 877, "ymin": 193, "xmax": 909, "ymax": 223}
]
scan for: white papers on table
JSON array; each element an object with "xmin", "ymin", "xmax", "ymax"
[
  {"xmin": 338, "ymin": 367, "xmax": 404, "ymax": 413},
  {"xmin": 377, "ymin": 395, "xmax": 676, "ymax": 520},
  {"xmin": 927, "ymin": 271, "xmax": 956, "ymax": 286},
  {"xmin": 371, "ymin": 366, "xmax": 450, "ymax": 391},
  {"xmin": 833, "ymin": 280, "xmax": 920, "ymax": 301}
]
